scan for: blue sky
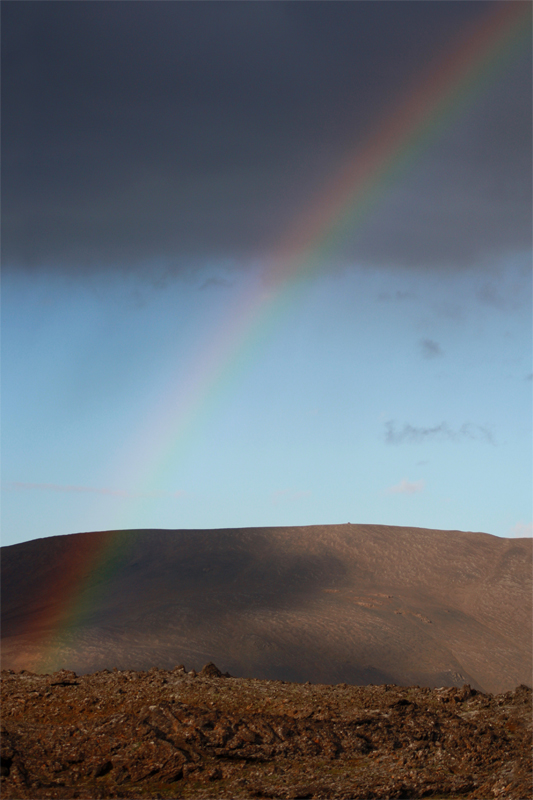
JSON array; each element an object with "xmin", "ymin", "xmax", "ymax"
[
  {"xmin": 2, "ymin": 2, "xmax": 531, "ymax": 546},
  {"xmin": 2, "ymin": 254, "xmax": 531, "ymax": 546}
]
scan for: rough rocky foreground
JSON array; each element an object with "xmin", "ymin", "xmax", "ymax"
[{"xmin": 1, "ymin": 664, "xmax": 531, "ymax": 800}]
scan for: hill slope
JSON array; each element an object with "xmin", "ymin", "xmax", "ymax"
[{"xmin": 1, "ymin": 524, "xmax": 531, "ymax": 692}]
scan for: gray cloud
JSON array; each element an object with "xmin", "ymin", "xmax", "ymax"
[
  {"xmin": 385, "ymin": 421, "xmax": 494, "ymax": 445},
  {"xmin": 420, "ymin": 339, "xmax": 444, "ymax": 359},
  {"xmin": 2, "ymin": 2, "xmax": 531, "ymax": 276}
]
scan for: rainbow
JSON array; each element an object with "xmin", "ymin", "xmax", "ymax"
[
  {"xmin": 120, "ymin": 0, "xmax": 531, "ymax": 508},
  {"xmin": 23, "ymin": 2, "xmax": 529, "ymax": 673}
]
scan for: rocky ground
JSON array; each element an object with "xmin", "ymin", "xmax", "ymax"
[{"xmin": 1, "ymin": 664, "xmax": 531, "ymax": 800}]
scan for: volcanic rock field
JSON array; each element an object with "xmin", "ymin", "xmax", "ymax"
[
  {"xmin": 1, "ymin": 663, "xmax": 532, "ymax": 799},
  {"xmin": 1, "ymin": 525, "xmax": 531, "ymax": 799}
]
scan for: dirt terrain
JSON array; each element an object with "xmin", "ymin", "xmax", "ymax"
[
  {"xmin": 1, "ymin": 663, "xmax": 531, "ymax": 800},
  {"xmin": 2, "ymin": 525, "xmax": 531, "ymax": 693}
]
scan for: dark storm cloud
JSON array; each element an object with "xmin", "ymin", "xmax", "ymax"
[
  {"xmin": 385, "ymin": 421, "xmax": 494, "ymax": 445},
  {"xmin": 2, "ymin": 1, "xmax": 531, "ymax": 276}
]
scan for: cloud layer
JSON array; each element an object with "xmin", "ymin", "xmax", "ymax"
[{"xmin": 2, "ymin": 2, "xmax": 531, "ymax": 275}]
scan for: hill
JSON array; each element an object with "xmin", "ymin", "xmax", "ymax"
[{"xmin": 1, "ymin": 524, "xmax": 531, "ymax": 693}]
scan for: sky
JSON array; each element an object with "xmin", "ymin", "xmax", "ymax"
[{"xmin": 2, "ymin": 1, "xmax": 531, "ymax": 547}]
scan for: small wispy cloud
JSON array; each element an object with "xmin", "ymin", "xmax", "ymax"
[
  {"xmin": 271, "ymin": 489, "xmax": 311, "ymax": 504},
  {"xmin": 377, "ymin": 290, "xmax": 416, "ymax": 302},
  {"xmin": 2, "ymin": 482, "xmax": 185, "ymax": 499},
  {"xmin": 420, "ymin": 339, "xmax": 443, "ymax": 359},
  {"xmin": 477, "ymin": 283, "xmax": 505, "ymax": 310},
  {"xmin": 385, "ymin": 421, "xmax": 494, "ymax": 445},
  {"xmin": 199, "ymin": 276, "xmax": 234, "ymax": 291},
  {"xmin": 509, "ymin": 522, "xmax": 533, "ymax": 538},
  {"xmin": 387, "ymin": 478, "xmax": 425, "ymax": 495},
  {"xmin": 476, "ymin": 282, "xmax": 520, "ymax": 311}
]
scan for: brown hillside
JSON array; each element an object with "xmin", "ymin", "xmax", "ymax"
[{"xmin": 1, "ymin": 525, "xmax": 531, "ymax": 693}]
